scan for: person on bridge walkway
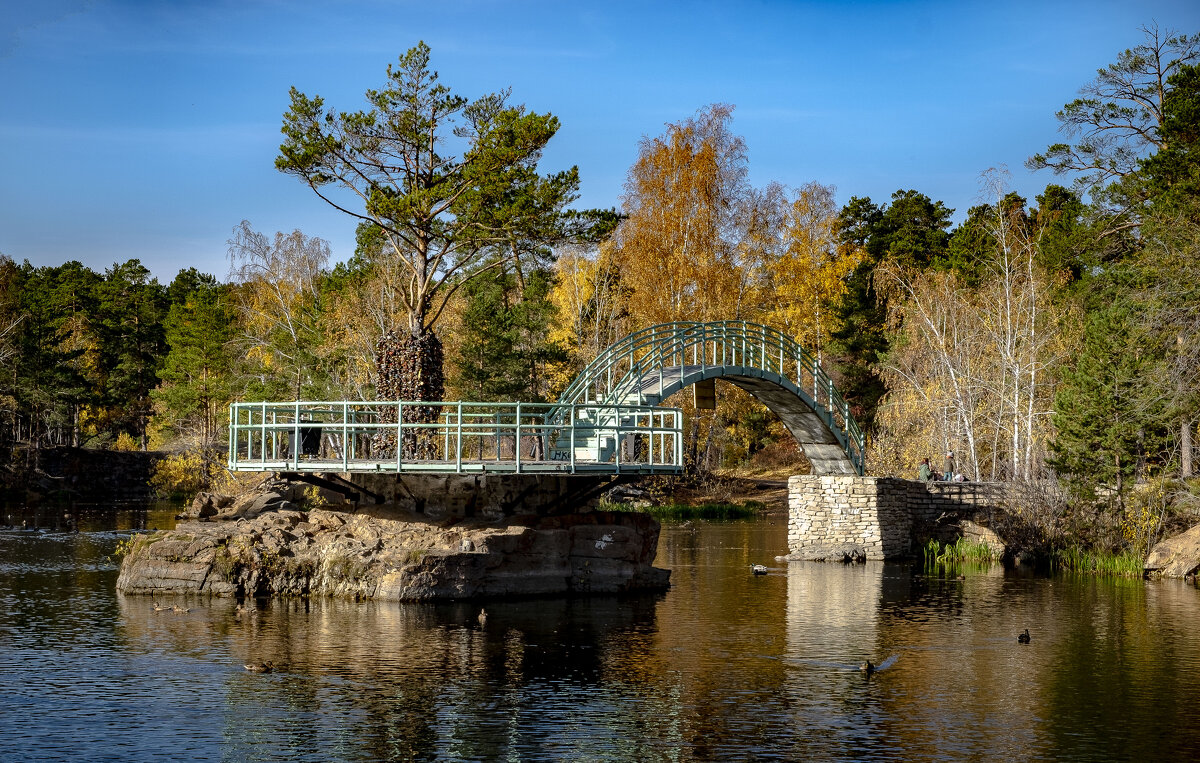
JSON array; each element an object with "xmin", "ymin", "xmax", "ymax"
[
  {"xmin": 919, "ymin": 458, "xmax": 932, "ymax": 482},
  {"xmin": 944, "ymin": 451, "xmax": 955, "ymax": 481}
]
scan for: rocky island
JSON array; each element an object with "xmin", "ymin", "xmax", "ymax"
[{"xmin": 117, "ymin": 479, "xmax": 670, "ymax": 601}]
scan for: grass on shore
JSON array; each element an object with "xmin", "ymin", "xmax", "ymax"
[
  {"xmin": 601, "ymin": 500, "xmax": 765, "ymax": 521},
  {"xmin": 924, "ymin": 538, "xmax": 1146, "ymax": 579}
]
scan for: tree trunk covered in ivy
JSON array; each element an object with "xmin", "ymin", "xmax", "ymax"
[{"xmin": 375, "ymin": 329, "xmax": 444, "ymax": 459}]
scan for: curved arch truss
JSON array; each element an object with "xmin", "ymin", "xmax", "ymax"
[{"xmin": 554, "ymin": 321, "xmax": 865, "ymax": 475}]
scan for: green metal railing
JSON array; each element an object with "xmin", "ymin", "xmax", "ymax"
[
  {"xmin": 228, "ymin": 400, "xmax": 683, "ymax": 474},
  {"xmin": 553, "ymin": 321, "xmax": 865, "ymax": 474}
]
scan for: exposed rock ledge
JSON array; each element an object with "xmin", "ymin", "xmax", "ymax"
[
  {"xmin": 1145, "ymin": 522, "xmax": 1200, "ymax": 580},
  {"xmin": 776, "ymin": 544, "xmax": 870, "ymax": 564},
  {"xmin": 118, "ymin": 495, "xmax": 669, "ymax": 601}
]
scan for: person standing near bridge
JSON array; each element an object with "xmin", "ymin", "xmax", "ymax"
[
  {"xmin": 944, "ymin": 451, "xmax": 955, "ymax": 481},
  {"xmin": 919, "ymin": 458, "xmax": 932, "ymax": 482}
]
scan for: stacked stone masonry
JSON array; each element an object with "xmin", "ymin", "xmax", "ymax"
[{"xmin": 787, "ymin": 476, "xmax": 1009, "ymax": 561}]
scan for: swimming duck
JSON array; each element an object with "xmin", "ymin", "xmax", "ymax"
[
  {"xmin": 751, "ymin": 564, "xmax": 768, "ymax": 575},
  {"xmin": 477, "ymin": 608, "xmax": 488, "ymax": 627},
  {"xmin": 244, "ymin": 661, "xmax": 274, "ymax": 673},
  {"xmin": 172, "ymin": 605, "xmax": 190, "ymax": 613},
  {"xmin": 152, "ymin": 602, "xmax": 169, "ymax": 612},
  {"xmin": 1018, "ymin": 629, "xmax": 1031, "ymax": 644},
  {"xmin": 859, "ymin": 660, "xmax": 875, "ymax": 674}
]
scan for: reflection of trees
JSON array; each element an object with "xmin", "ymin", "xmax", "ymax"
[
  {"xmin": 871, "ymin": 576, "xmax": 1040, "ymax": 759},
  {"xmin": 1042, "ymin": 579, "xmax": 1200, "ymax": 760},
  {"xmin": 780, "ymin": 560, "xmax": 888, "ymax": 759},
  {"xmin": 123, "ymin": 595, "xmax": 663, "ymax": 760},
  {"xmin": 598, "ymin": 522, "xmax": 797, "ymax": 758},
  {"xmin": 8, "ymin": 502, "xmax": 178, "ymax": 532}
]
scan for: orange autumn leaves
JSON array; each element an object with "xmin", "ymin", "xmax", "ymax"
[{"xmin": 554, "ymin": 104, "xmax": 862, "ymax": 368}]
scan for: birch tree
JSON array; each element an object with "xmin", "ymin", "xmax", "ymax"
[
  {"xmin": 612, "ymin": 103, "xmax": 751, "ymax": 326},
  {"xmin": 546, "ymin": 243, "xmax": 630, "ymax": 389},
  {"xmin": 875, "ymin": 177, "xmax": 1065, "ymax": 481},
  {"xmin": 227, "ymin": 221, "xmax": 330, "ymax": 400},
  {"xmin": 757, "ymin": 182, "xmax": 863, "ymax": 360}
]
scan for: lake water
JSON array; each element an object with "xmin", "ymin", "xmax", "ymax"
[{"xmin": 2, "ymin": 506, "xmax": 1199, "ymax": 761}]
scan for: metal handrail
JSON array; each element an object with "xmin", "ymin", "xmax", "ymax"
[
  {"xmin": 228, "ymin": 400, "xmax": 684, "ymax": 475},
  {"xmin": 553, "ymin": 321, "xmax": 865, "ymax": 474}
]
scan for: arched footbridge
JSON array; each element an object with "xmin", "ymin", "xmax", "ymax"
[{"xmin": 228, "ymin": 321, "xmax": 864, "ymax": 476}]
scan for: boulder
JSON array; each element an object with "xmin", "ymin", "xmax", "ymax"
[
  {"xmin": 217, "ymin": 491, "xmax": 297, "ymax": 521},
  {"xmin": 177, "ymin": 491, "xmax": 234, "ymax": 520},
  {"xmin": 778, "ymin": 543, "xmax": 868, "ymax": 563},
  {"xmin": 1145, "ymin": 522, "xmax": 1200, "ymax": 579},
  {"xmin": 604, "ymin": 483, "xmax": 652, "ymax": 508}
]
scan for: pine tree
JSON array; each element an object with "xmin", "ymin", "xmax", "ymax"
[
  {"xmin": 93, "ymin": 260, "xmax": 168, "ymax": 448},
  {"xmin": 152, "ymin": 280, "xmax": 235, "ymax": 449},
  {"xmin": 451, "ymin": 267, "xmax": 565, "ymax": 403},
  {"xmin": 1049, "ymin": 300, "xmax": 1162, "ymax": 510}
]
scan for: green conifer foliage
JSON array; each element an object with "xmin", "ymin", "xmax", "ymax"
[
  {"xmin": 451, "ymin": 267, "xmax": 565, "ymax": 403},
  {"xmin": 1049, "ymin": 300, "xmax": 1163, "ymax": 510},
  {"xmin": 93, "ymin": 260, "xmax": 168, "ymax": 447},
  {"xmin": 1140, "ymin": 64, "xmax": 1200, "ymax": 211},
  {"xmin": 152, "ymin": 280, "xmax": 235, "ymax": 449}
]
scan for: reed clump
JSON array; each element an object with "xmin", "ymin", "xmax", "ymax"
[
  {"xmin": 1052, "ymin": 545, "xmax": 1144, "ymax": 578},
  {"xmin": 923, "ymin": 537, "xmax": 999, "ymax": 567}
]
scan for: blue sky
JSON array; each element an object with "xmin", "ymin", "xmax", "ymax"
[{"xmin": 2, "ymin": 0, "xmax": 1198, "ymax": 282}]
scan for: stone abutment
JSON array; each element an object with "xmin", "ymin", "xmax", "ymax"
[{"xmin": 786, "ymin": 475, "xmax": 1010, "ymax": 561}]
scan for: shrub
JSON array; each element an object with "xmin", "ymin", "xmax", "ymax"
[
  {"xmin": 301, "ymin": 484, "xmax": 328, "ymax": 510},
  {"xmin": 112, "ymin": 432, "xmax": 140, "ymax": 452},
  {"xmin": 149, "ymin": 448, "xmax": 255, "ymax": 499},
  {"xmin": 150, "ymin": 450, "xmax": 210, "ymax": 498}
]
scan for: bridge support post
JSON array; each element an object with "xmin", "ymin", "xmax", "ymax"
[
  {"xmin": 306, "ymin": 473, "xmax": 619, "ymax": 519},
  {"xmin": 786, "ymin": 476, "xmax": 912, "ymax": 560},
  {"xmin": 786, "ymin": 476, "xmax": 1012, "ymax": 561}
]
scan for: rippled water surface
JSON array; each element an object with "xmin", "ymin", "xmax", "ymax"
[{"xmin": 2, "ymin": 507, "xmax": 1199, "ymax": 761}]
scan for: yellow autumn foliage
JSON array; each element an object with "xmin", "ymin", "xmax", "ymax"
[
  {"xmin": 756, "ymin": 182, "xmax": 864, "ymax": 359},
  {"xmin": 150, "ymin": 448, "xmax": 259, "ymax": 498}
]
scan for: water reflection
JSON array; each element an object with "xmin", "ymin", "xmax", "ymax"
[
  {"xmin": 113, "ymin": 588, "xmax": 669, "ymax": 760},
  {"xmin": 1, "ymin": 512, "xmax": 1200, "ymax": 761},
  {"xmin": 786, "ymin": 560, "xmax": 885, "ymax": 663},
  {"xmin": 3, "ymin": 500, "xmax": 179, "ymax": 533}
]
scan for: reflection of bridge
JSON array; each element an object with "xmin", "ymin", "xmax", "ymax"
[{"xmin": 227, "ymin": 321, "xmax": 864, "ymax": 476}]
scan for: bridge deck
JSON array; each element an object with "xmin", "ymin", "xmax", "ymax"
[{"xmin": 229, "ymin": 457, "xmax": 683, "ymax": 475}]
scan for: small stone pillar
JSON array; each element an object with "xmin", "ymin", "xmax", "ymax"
[{"xmin": 787, "ymin": 475, "xmax": 914, "ymax": 560}]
